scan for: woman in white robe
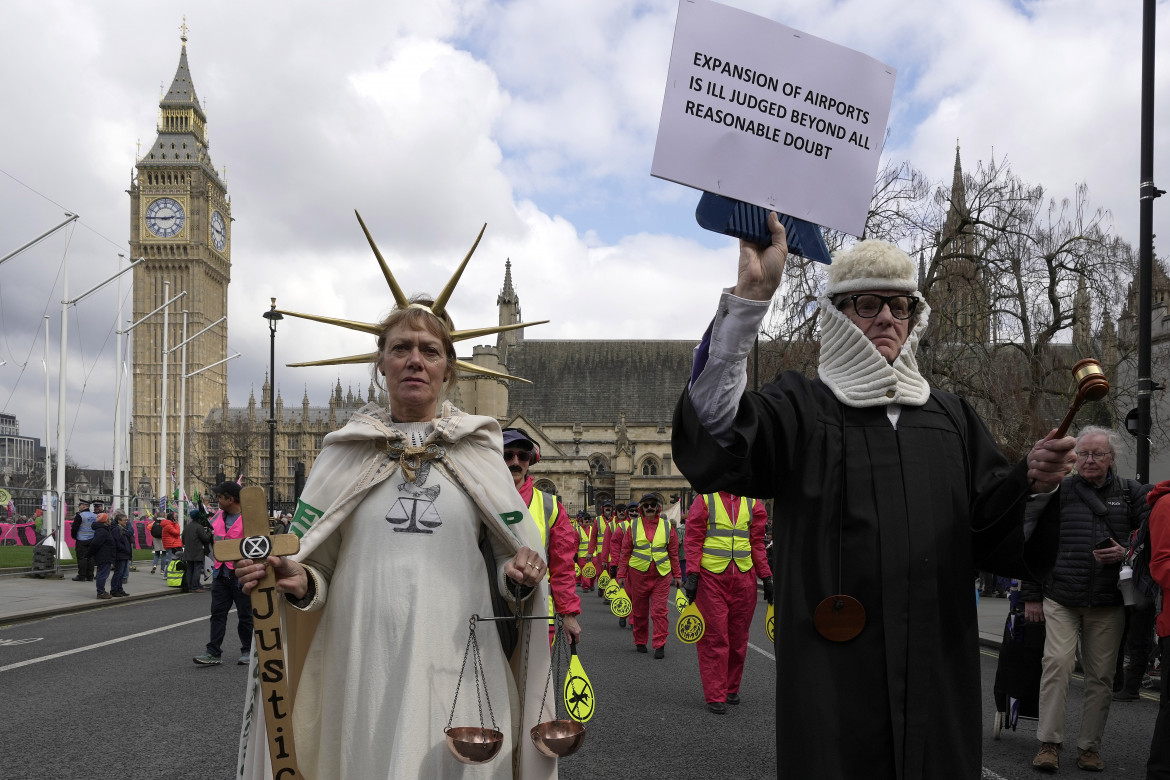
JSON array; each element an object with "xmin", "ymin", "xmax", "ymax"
[{"xmin": 233, "ymin": 301, "xmax": 558, "ymax": 780}]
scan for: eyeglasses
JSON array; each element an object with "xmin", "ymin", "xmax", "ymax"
[
  {"xmin": 640, "ymin": 503, "xmax": 660, "ymax": 511},
  {"xmin": 503, "ymin": 449, "xmax": 532, "ymax": 463},
  {"xmin": 1076, "ymin": 450, "xmax": 1113, "ymax": 461},
  {"xmin": 839, "ymin": 294, "xmax": 918, "ymax": 320}
]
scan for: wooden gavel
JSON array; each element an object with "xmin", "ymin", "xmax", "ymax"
[{"xmin": 1053, "ymin": 358, "xmax": 1110, "ymax": 438}]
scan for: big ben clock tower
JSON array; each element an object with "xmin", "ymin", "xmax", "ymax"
[{"xmin": 128, "ymin": 24, "xmax": 230, "ymax": 499}]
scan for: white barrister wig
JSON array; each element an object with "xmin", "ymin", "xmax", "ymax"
[{"xmin": 824, "ymin": 240, "xmax": 918, "ymax": 297}]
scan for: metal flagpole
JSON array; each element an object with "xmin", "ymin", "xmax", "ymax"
[
  {"xmin": 42, "ymin": 317, "xmax": 52, "ymax": 546},
  {"xmin": 112, "ymin": 254, "xmax": 125, "ymax": 510},
  {"xmin": 172, "ymin": 315, "xmax": 227, "ymax": 506},
  {"xmin": 122, "ymin": 287, "xmax": 185, "ymax": 511},
  {"xmin": 160, "ymin": 281, "xmax": 170, "ymax": 513},
  {"xmin": 55, "ymin": 257, "xmax": 142, "ymax": 562}
]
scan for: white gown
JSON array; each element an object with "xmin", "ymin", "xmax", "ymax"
[{"xmin": 292, "ymin": 463, "xmax": 518, "ymax": 779}]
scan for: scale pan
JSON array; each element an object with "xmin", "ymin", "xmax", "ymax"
[
  {"xmin": 445, "ymin": 726, "xmax": 504, "ymax": 764},
  {"xmin": 530, "ymin": 719, "xmax": 586, "ymax": 757}
]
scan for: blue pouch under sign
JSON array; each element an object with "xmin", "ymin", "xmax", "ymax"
[{"xmin": 695, "ymin": 192, "xmax": 832, "ymax": 265}]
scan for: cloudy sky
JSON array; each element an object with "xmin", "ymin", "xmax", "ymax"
[{"xmin": 1, "ymin": 0, "xmax": 1168, "ymax": 470}]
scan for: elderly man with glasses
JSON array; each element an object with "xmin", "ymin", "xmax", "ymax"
[
  {"xmin": 1021, "ymin": 425, "xmax": 1151, "ymax": 772},
  {"xmin": 617, "ymin": 493, "xmax": 682, "ymax": 658},
  {"xmin": 672, "ymin": 214, "xmax": 1077, "ymax": 779}
]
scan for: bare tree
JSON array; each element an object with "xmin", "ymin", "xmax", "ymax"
[{"xmin": 761, "ymin": 152, "xmax": 1142, "ymax": 460}]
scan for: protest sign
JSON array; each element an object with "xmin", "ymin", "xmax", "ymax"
[{"xmin": 651, "ymin": 0, "xmax": 897, "ymax": 237}]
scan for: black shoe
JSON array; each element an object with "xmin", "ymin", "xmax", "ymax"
[
  {"xmin": 726, "ymin": 693, "xmax": 740, "ymax": 705},
  {"xmin": 707, "ymin": 701, "xmax": 727, "ymax": 714},
  {"xmin": 86, "ymin": 577, "xmax": 94, "ymax": 581},
  {"xmin": 72, "ymin": 575, "xmax": 85, "ymax": 581},
  {"xmin": 1112, "ymin": 690, "xmax": 1140, "ymax": 702},
  {"xmin": 636, "ymin": 644, "xmax": 647, "ymax": 653},
  {"xmin": 619, "ymin": 618, "xmax": 627, "ymax": 628},
  {"xmin": 653, "ymin": 647, "xmax": 664, "ymax": 659},
  {"xmin": 111, "ymin": 591, "xmax": 129, "ymax": 598}
]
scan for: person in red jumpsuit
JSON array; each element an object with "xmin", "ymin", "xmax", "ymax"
[
  {"xmin": 606, "ymin": 503, "xmax": 634, "ymax": 627},
  {"xmin": 594, "ymin": 502, "xmax": 617, "ymax": 598},
  {"xmin": 576, "ymin": 511, "xmax": 600, "ymax": 592},
  {"xmin": 503, "ymin": 428, "xmax": 582, "ymax": 644},
  {"xmin": 618, "ymin": 493, "xmax": 681, "ymax": 658},
  {"xmin": 684, "ymin": 491, "xmax": 772, "ymax": 713}
]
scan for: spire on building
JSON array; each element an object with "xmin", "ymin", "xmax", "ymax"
[
  {"xmin": 1100, "ymin": 306, "xmax": 1119, "ymax": 369},
  {"xmin": 943, "ymin": 142, "xmax": 968, "ymax": 242},
  {"xmin": 498, "ymin": 259, "xmax": 518, "ymax": 306},
  {"xmin": 1073, "ymin": 272, "xmax": 1092, "ymax": 356},
  {"xmin": 497, "ymin": 259, "xmax": 523, "ymax": 361},
  {"xmin": 139, "ymin": 27, "xmax": 222, "ymax": 187}
]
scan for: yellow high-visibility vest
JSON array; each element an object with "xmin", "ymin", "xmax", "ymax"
[
  {"xmin": 699, "ymin": 493, "xmax": 755, "ymax": 574},
  {"xmin": 528, "ymin": 490, "xmax": 558, "ymax": 623},
  {"xmin": 578, "ymin": 523, "xmax": 595, "ymax": 559},
  {"xmin": 627, "ymin": 517, "xmax": 671, "ymax": 576}
]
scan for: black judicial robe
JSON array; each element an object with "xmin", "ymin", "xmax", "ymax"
[{"xmin": 671, "ymin": 372, "xmax": 1059, "ymax": 780}]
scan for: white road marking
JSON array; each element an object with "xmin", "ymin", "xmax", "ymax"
[
  {"xmin": 747, "ymin": 640, "xmax": 775, "ymax": 660},
  {"xmin": 981, "ymin": 767, "xmax": 1011, "ymax": 779},
  {"xmin": 0, "ymin": 616, "xmax": 208, "ymax": 672}
]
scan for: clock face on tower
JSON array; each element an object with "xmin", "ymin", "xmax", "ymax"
[
  {"xmin": 210, "ymin": 210, "xmax": 227, "ymax": 251},
  {"xmin": 145, "ymin": 197, "xmax": 186, "ymax": 238}
]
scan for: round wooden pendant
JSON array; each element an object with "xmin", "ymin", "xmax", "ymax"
[{"xmin": 813, "ymin": 595, "xmax": 866, "ymax": 642}]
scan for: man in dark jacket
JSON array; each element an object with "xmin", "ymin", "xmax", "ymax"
[
  {"xmin": 672, "ymin": 216, "xmax": 1076, "ymax": 780},
  {"xmin": 181, "ymin": 509, "xmax": 212, "ymax": 593},
  {"xmin": 110, "ymin": 511, "xmax": 133, "ymax": 597},
  {"xmin": 1023, "ymin": 425, "xmax": 1150, "ymax": 772},
  {"xmin": 88, "ymin": 513, "xmax": 115, "ymax": 599},
  {"xmin": 70, "ymin": 500, "xmax": 99, "ymax": 581}
]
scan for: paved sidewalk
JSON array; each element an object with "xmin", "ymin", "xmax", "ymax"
[{"xmin": 0, "ymin": 563, "xmax": 197, "ymax": 624}]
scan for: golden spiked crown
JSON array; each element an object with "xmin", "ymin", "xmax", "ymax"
[{"xmin": 277, "ymin": 211, "xmax": 546, "ymax": 383}]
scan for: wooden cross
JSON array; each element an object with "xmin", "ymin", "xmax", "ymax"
[{"xmin": 214, "ymin": 486, "xmax": 302, "ymax": 779}]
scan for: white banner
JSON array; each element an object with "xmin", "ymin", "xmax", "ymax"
[{"xmin": 651, "ymin": 0, "xmax": 897, "ymax": 237}]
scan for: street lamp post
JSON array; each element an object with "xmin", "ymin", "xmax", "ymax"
[{"xmin": 263, "ymin": 298, "xmax": 283, "ymax": 515}]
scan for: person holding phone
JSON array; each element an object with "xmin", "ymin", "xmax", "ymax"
[{"xmin": 1021, "ymin": 426, "xmax": 1151, "ymax": 772}]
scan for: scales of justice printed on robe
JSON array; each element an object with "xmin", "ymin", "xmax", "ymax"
[{"xmin": 385, "ymin": 458, "xmax": 444, "ymax": 534}]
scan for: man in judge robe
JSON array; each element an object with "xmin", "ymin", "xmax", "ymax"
[{"xmin": 670, "ymin": 213, "xmax": 1076, "ymax": 780}]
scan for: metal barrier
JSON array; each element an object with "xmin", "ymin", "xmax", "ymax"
[{"xmin": 0, "ymin": 488, "xmax": 162, "ymax": 578}]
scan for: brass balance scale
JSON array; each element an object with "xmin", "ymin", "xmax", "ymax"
[{"xmin": 445, "ymin": 613, "xmax": 589, "ymax": 764}]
